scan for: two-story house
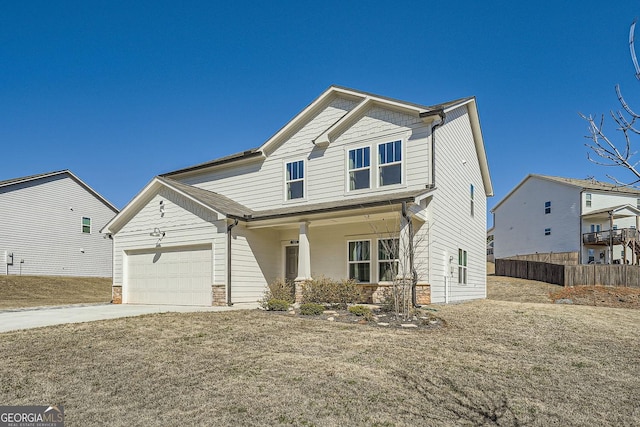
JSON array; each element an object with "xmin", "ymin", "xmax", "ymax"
[
  {"xmin": 1, "ymin": 170, "xmax": 118, "ymax": 277},
  {"xmin": 102, "ymin": 86, "xmax": 493, "ymax": 306},
  {"xmin": 491, "ymin": 174, "xmax": 640, "ymax": 265}
]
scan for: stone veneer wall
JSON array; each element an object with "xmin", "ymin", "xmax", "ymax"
[
  {"xmin": 212, "ymin": 285, "xmax": 226, "ymax": 306},
  {"xmin": 112, "ymin": 285, "xmax": 122, "ymax": 304}
]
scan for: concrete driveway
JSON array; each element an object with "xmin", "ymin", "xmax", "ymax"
[{"xmin": 0, "ymin": 302, "xmax": 260, "ymax": 333}]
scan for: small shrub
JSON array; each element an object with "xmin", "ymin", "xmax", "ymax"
[
  {"xmin": 348, "ymin": 305, "xmax": 371, "ymax": 316},
  {"xmin": 260, "ymin": 278, "xmax": 295, "ymax": 308},
  {"xmin": 349, "ymin": 305, "xmax": 374, "ymax": 322},
  {"xmin": 299, "ymin": 303, "xmax": 325, "ymax": 315},
  {"xmin": 266, "ymin": 299, "xmax": 290, "ymax": 311},
  {"xmin": 300, "ymin": 276, "xmax": 362, "ymax": 309}
]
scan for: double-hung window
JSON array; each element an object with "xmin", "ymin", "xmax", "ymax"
[
  {"xmin": 586, "ymin": 193, "xmax": 592, "ymax": 208},
  {"xmin": 544, "ymin": 201, "xmax": 551, "ymax": 214},
  {"xmin": 378, "ymin": 140, "xmax": 402, "ymax": 186},
  {"xmin": 378, "ymin": 238, "xmax": 399, "ymax": 282},
  {"xmin": 286, "ymin": 160, "xmax": 304, "ymax": 200},
  {"xmin": 470, "ymin": 184, "xmax": 475, "ymax": 216},
  {"xmin": 82, "ymin": 217, "xmax": 91, "ymax": 234},
  {"xmin": 458, "ymin": 249, "xmax": 467, "ymax": 284},
  {"xmin": 348, "ymin": 240, "xmax": 371, "ymax": 282},
  {"xmin": 348, "ymin": 147, "xmax": 370, "ymax": 190}
]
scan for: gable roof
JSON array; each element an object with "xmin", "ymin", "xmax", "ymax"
[
  {"xmin": 161, "ymin": 85, "xmax": 493, "ymax": 196},
  {"xmin": 491, "ymin": 174, "xmax": 640, "ymax": 213},
  {"xmin": 0, "ymin": 170, "xmax": 119, "ymax": 213},
  {"xmin": 582, "ymin": 204, "xmax": 640, "ymax": 219}
]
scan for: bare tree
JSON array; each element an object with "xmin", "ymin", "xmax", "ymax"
[{"xmin": 581, "ymin": 19, "xmax": 640, "ymax": 187}]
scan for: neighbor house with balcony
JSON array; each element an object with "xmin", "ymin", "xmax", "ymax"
[{"xmin": 491, "ymin": 174, "xmax": 640, "ymax": 265}]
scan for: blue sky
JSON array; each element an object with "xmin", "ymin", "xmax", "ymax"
[{"xmin": 2, "ymin": 1, "xmax": 639, "ymax": 226}]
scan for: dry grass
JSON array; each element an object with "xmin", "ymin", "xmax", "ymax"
[
  {"xmin": 1, "ymin": 299, "xmax": 639, "ymax": 426},
  {"xmin": 0, "ymin": 275, "xmax": 112, "ymax": 309},
  {"xmin": 487, "ymin": 274, "xmax": 560, "ymax": 304}
]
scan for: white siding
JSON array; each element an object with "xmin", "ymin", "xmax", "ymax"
[
  {"xmin": 428, "ymin": 106, "xmax": 487, "ymax": 303},
  {"xmin": 493, "ymin": 177, "xmax": 581, "ymax": 260},
  {"xmin": 113, "ymin": 189, "xmax": 223, "ymax": 289},
  {"xmin": 180, "ymin": 96, "xmax": 432, "ymax": 211},
  {"xmin": 0, "ymin": 174, "xmax": 116, "ymax": 277},
  {"xmin": 230, "ymin": 225, "xmax": 280, "ymax": 303}
]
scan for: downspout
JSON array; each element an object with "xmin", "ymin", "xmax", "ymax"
[
  {"xmin": 428, "ymin": 110, "xmax": 446, "ymax": 189},
  {"xmin": 402, "ymin": 202, "xmax": 420, "ymax": 307},
  {"xmin": 227, "ymin": 218, "xmax": 238, "ymax": 306}
]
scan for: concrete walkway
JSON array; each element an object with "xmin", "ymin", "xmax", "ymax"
[{"xmin": 0, "ymin": 302, "xmax": 260, "ymax": 333}]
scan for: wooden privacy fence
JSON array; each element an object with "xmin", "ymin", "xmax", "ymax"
[{"xmin": 495, "ymin": 259, "xmax": 640, "ymax": 288}]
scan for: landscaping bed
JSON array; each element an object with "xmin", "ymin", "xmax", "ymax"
[{"xmin": 266, "ymin": 304, "xmax": 446, "ymax": 330}]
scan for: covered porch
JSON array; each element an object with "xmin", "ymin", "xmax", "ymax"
[
  {"xmin": 581, "ymin": 205, "xmax": 640, "ymax": 264},
  {"xmin": 235, "ymin": 192, "xmax": 433, "ymax": 305}
]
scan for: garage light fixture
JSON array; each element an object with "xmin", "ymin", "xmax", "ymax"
[{"xmin": 150, "ymin": 228, "xmax": 165, "ymax": 237}]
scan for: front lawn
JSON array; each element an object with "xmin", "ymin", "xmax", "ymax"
[{"xmin": 1, "ymin": 299, "xmax": 638, "ymax": 426}]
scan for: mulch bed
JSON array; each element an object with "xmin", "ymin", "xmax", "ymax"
[{"xmin": 263, "ymin": 306, "xmax": 446, "ymax": 330}]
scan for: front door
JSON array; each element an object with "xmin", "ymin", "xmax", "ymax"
[{"xmin": 285, "ymin": 246, "xmax": 299, "ymax": 283}]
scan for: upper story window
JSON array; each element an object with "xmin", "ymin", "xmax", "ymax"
[
  {"xmin": 590, "ymin": 224, "xmax": 601, "ymax": 232},
  {"xmin": 637, "ymin": 198, "xmax": 640, "ymax": 209},
  {"xmin": 544, "ymin": 201, "xmax": 551, "ymax": 214},
  {"xmin": 470, "ymin": 184, "xmax": 475, "ymax": 216},
  {"xmin": 285, "ymin": 160, "xmax": 304, "ymax": 200},
  {"xmin": 586, "ymin": 193, "xmax": 592, "ymax": 207},
  {"xmin": 544, "ymin": 228, "xmax": 551, "ymax": 236},
  {"xmin": 82, "ymin": 217, "xmax": 91, "ymax": 234},
  {"xmin": 348, "ymin": 147, "xmax": 370, "ymax": 190},
  {"xmin": 378, "ymin": 141, "xmax": 402, "ymax": 186}
]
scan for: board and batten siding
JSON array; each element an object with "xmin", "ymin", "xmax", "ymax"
[
  {"xmin": 493, "ymin": 178, "xmax": 581, "ymax": 260},
  {"xmin": 0, "ymin": 174, "xmax": 115, "ymax": 277},
  {"xmin": 113, "ymin": 189, "xmax": 225, "ymax": 289},
  {"xmin": 179, "ymin": 96, "xmax": 432, "ymax": 211},
  {"xmin": 428, "ymin": 105, "xmax": 487, "ymax": 303},
  {"xmin": 229, "ymin": 225, "xmax": 280, "ymax": 302}
]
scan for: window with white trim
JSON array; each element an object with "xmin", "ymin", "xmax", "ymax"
[
  {"xmin": 544, "ymin": 201, "xmax": 551, "ymax": 214},
  {"xmin": 470, "ymin": 184, "xmax": 475, "ymax": 216},
  {"xmin": 590, "ymin": 224, "xmax": 601, "ymax": 232},
  {"xmin": 348, "ymin": 147, "xmax": 370, "ymax": 190},
  {"xmin": 586, "ymin": 193, "xmax": 592, "ymax": 207},
  {"xmin": 285, "ymin": 160, "xmax": 304, "ymax": 200},
  {"xmin": 458, "ymin": 248, "xmax": 467, "ymax": 284},
  {"xmin": 378, "ymin": 140, "xmax": 402, "ymax": 186},
  {"xmin": 348, "ymin": 240, "xmax": 371, "ymax": 282},
  {"xmin": 637, "ymin": 198, "xmax": 640, "ymax": 209},
  {"xmin": 378, "ymin": 238, "xmax": 399, "ymax": 282},
  {"xmin": 82, "ymin": 217, "xmax": 91, "ymax": 234}
]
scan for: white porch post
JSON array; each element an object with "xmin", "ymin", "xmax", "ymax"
[{"xmin": 295, "ymin": 222, "xmax": 312, "ymax": 281}]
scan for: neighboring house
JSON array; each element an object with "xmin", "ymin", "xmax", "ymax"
[
  {"xmin": 102, "ymin": 85, "xmax": 493, "ymax": 306},
  {"xmin": 486, "ymin": 227, "xmax": 495, "ymax": 262},
  {"xmin": 491, "ymin": 174, "xmax": 640, "ymax": 265},
  {"xmin": 0, "ymin": 170, "xmax": 119, "ymax": 277}
]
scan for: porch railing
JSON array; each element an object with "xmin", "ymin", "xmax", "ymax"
[{"xmin": 582, "ymin": 228, "xmax": 638, "ymax": 245}]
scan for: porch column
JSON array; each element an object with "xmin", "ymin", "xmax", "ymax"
[{"xmin": 295, "ymin": 222, "xmax": 312, "ymax": 281}]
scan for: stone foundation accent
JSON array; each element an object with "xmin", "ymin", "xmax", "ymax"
[
  {"xmin": 357, "ymin": 283, "xmax": 431, "ymax": 305},
  {"xmin": 212, "ymin": 285, "xmax": 226, "ymax": 306},
  {"xmin": 112, "ymin": 285, "xmax": 122, "ymax": 304},
  {"xmin": 294, "ymin": 280, "xmax": 305, "ymax": 303}
]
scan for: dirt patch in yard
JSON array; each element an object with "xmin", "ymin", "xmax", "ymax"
[
  {"xmin": 0, "ymin": 275, "xmax": 112, "ymax": 309},
  {"xmin": 487, "ymin": 270, "xmax": 640, "ymax": 310}
]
